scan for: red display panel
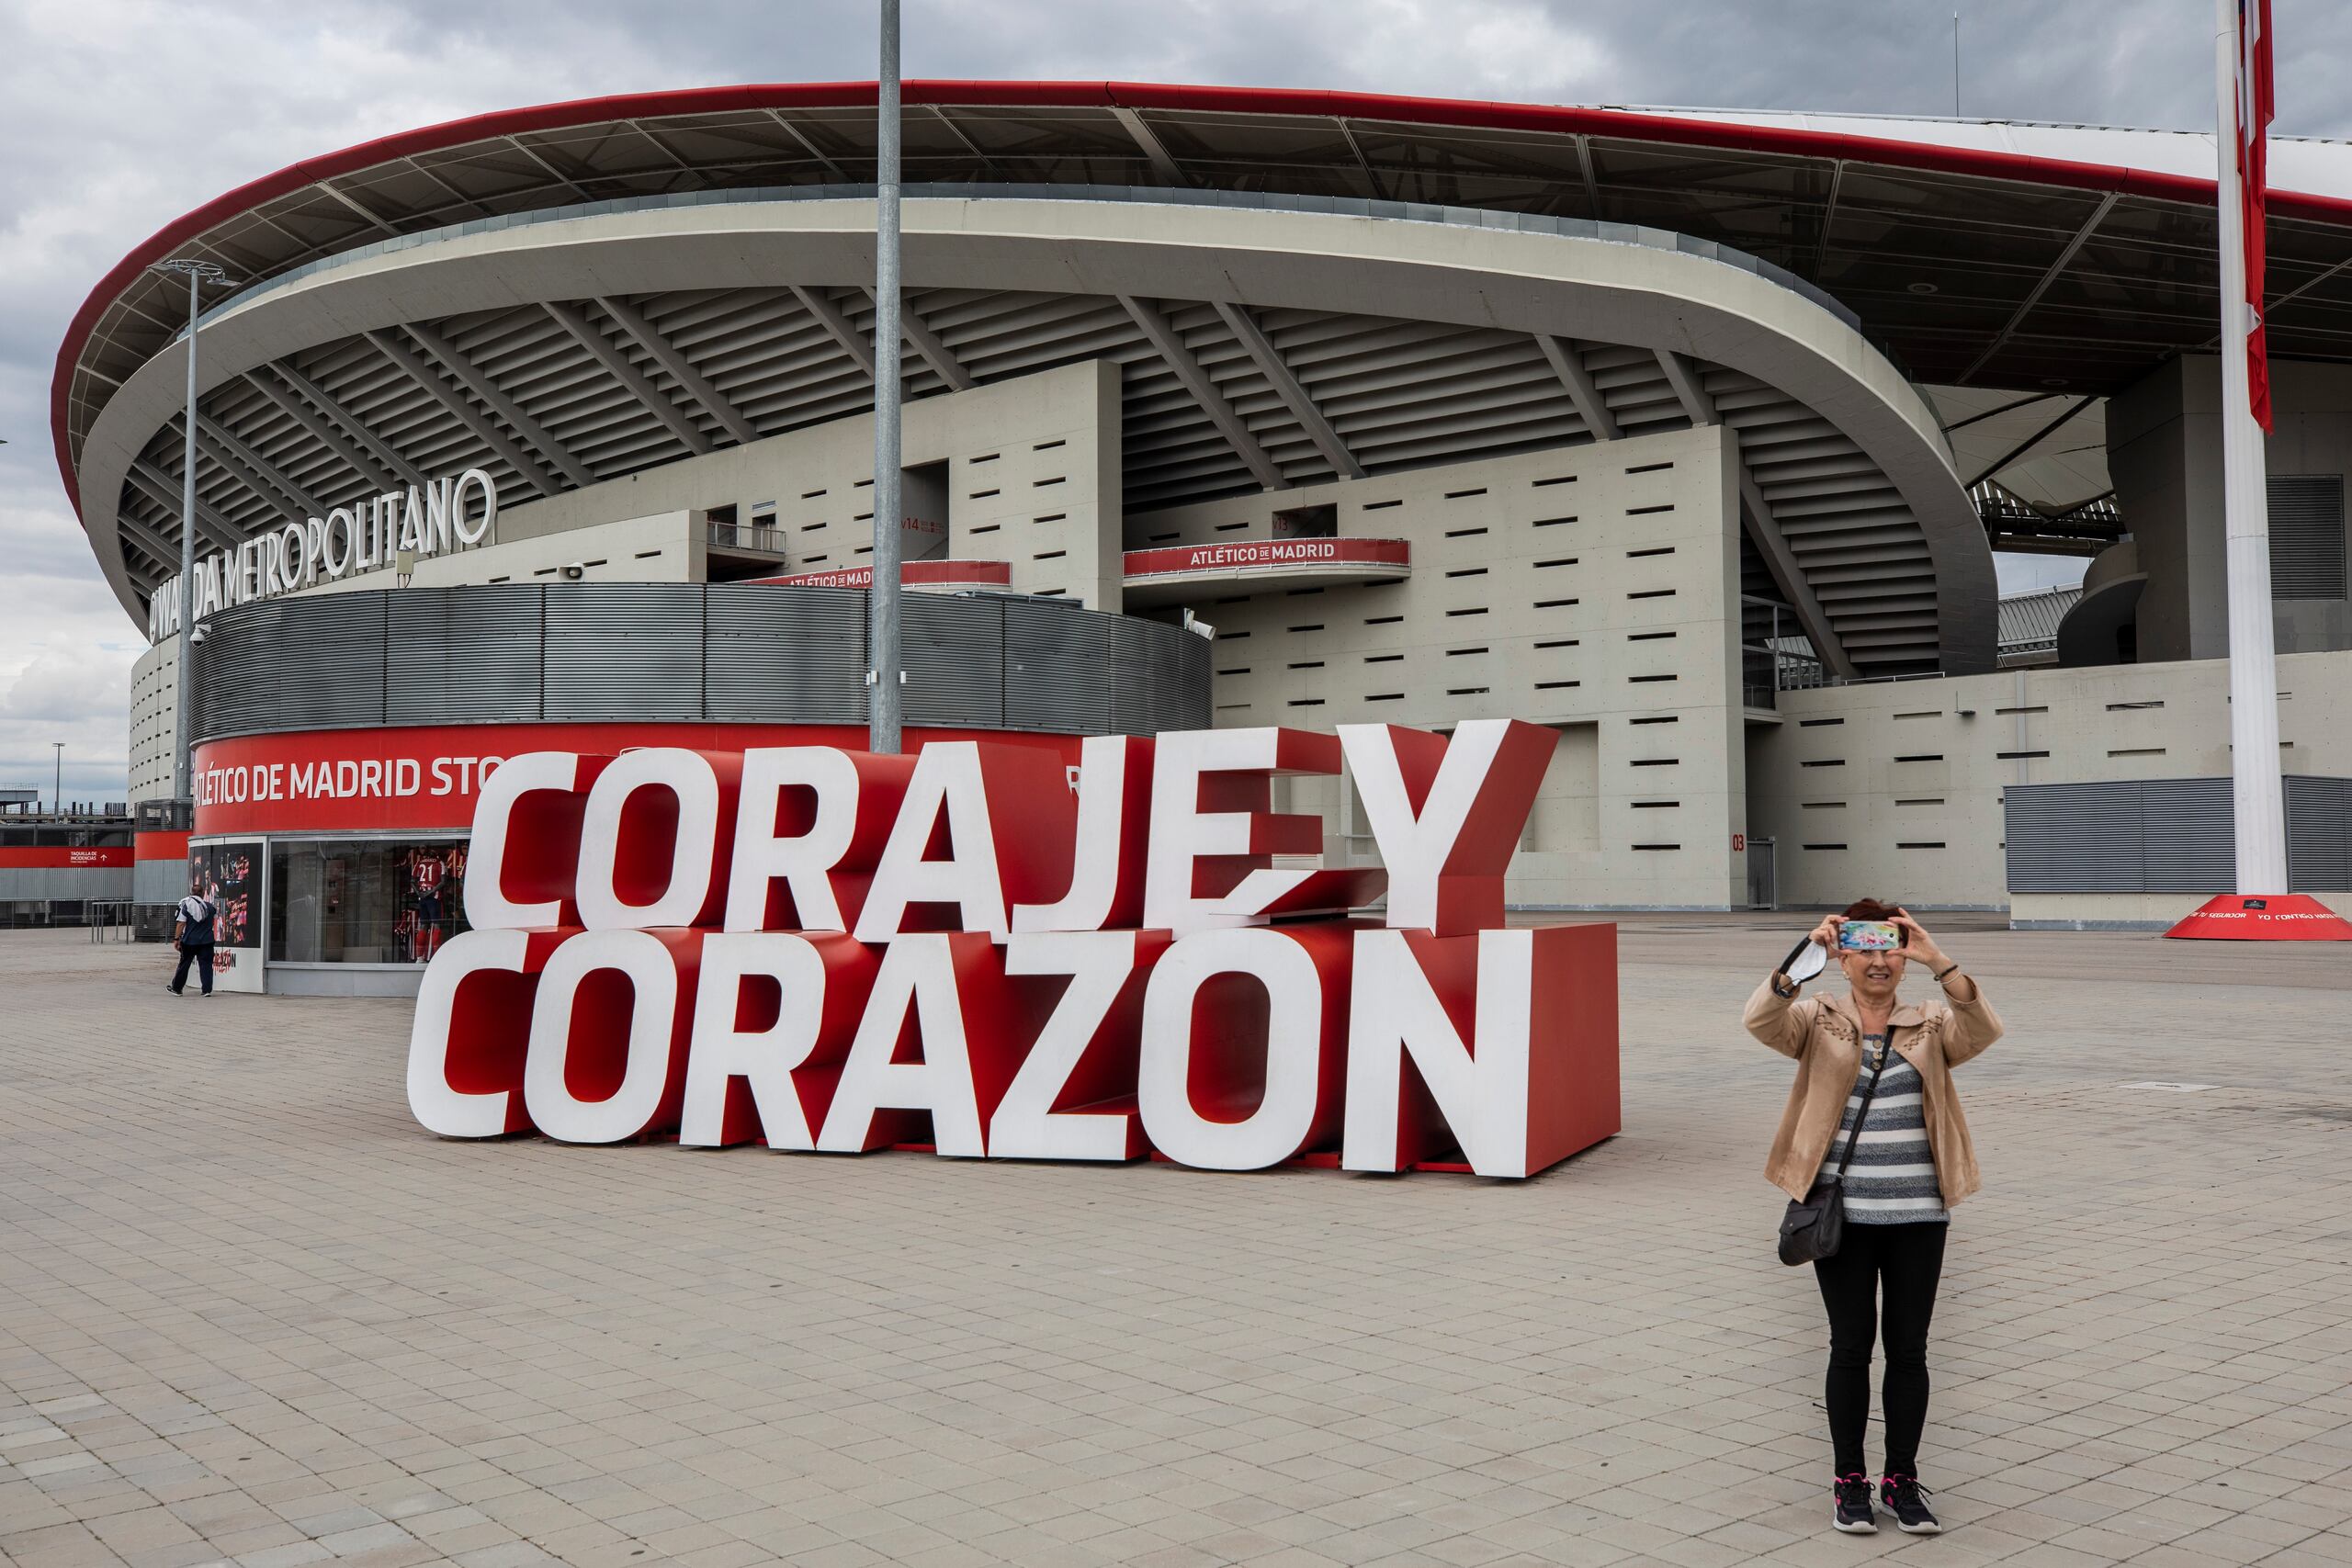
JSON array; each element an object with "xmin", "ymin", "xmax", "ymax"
[
  {"xmin": 0, "ymin": 846, "xmax": 131, "ymax": 868},
  {"xmin": 191, "ymin": 722, "xmax": 1080, "ymax": 838},
  {"xmin": 1122, "ymin": 538, "xmax": 1410, "ymax": 578},
  {"xmin": 745, "ymin": 560, "xmax": 1012, "ymax": 590}
]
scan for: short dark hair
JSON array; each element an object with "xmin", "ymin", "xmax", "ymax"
[{"xmin": 1841, "ymin": 897, "xmax": 1902, "ymax": 921}]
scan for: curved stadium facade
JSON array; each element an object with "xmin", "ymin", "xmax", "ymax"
[{"xmin": 51, "ymin": 82, "xmax": 2352, "ymax": 987}]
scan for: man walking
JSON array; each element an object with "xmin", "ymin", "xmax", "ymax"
[{"xmin": 170, "ymin": 879, "xmax": 218, "ymax": 997}]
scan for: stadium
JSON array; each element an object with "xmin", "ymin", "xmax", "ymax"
[{"xmin": 47, "ymin": 81, "xmax": 2352, "ymax": 991}]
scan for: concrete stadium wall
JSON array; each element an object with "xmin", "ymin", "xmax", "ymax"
[
  {"xmin": 487, "ymin": 361, "xmax": 1123, "ymax": 610},
  {"xmin": 130, "ymin": 637, "xmax": 177, "ymax": 805},
  {"xmin": 1136, "ymin": 424, "xmax": 1748, "ymax": 910},
  {"xmin": 1746, "ymin": 646, "xmax": 2352, "ymax": 913},
  {"xmin": 2110, "ymin": 356, "xmax": 2352, "ymax": 663}
]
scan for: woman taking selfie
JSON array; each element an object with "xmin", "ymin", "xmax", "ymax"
[{"xmin": 1745, "ymin": 898, "xmax": 2002, "ymax": 1537}]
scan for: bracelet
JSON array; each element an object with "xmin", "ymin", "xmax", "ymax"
[{"xmin": 1934, "ymin": 963, "xmax": 1961, "ymax": 983}]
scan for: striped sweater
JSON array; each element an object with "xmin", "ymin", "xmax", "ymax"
[{"xmin": 1816, "ymin": 1034, "xmax": 1950, "ymax": 1224}]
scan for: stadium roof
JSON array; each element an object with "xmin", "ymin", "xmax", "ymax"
[
  {"xmin": 57, "ymin": 82, "xmax": 2352, "ymax": 676},
  {"xmin": 57, "ymin": 82, "xmax": 2352, "ymax": 522}
]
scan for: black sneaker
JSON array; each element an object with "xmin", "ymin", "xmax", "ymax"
[
  {"xmin": 1881, "ymin": 1474, "xmax": 1940, "ymax": 1534},
  {"xmin": 1833, "ymin": 1473, "xmax": 1877, "ymax": 1533}
]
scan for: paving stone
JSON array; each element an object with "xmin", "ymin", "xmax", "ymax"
[{"xmin": 2, "ymin": 921, "xmax": 2349, "ymax": 1567}]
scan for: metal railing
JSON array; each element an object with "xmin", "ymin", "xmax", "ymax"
[
  {"xmin": 1, "ymin": 900, "xmax": 95, "ymax": 930},
  {"xmin": 707, "ymin": 521, "xmax": 786, "ymax": 554},
  {"xmin": 1740, "ymin": 595, "xmax": 1949, "ymax": 707},
  {"xmin": 1740, "ymin": 596, "xmax": 1823, "ymax": 709},
  {"xmin": 87, "ymin": 901, "xmax": 141, "ymax": 942}
]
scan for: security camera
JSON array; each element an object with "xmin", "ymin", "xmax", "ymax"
[
  {"xmin": 560, "ymin": 562, "xmax": 586, "ymax": 581},
  {"xmin": 187, "ymin": 625, "xmax": 209, "ymax": 645}
]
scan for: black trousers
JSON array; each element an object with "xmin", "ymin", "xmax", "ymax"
[
  {"xmin": 170, "ymin": 942, "xmax": 215, "ymax": 995},
  {"xmin": 1813, "ymin": 1220, "xmax": 1947, "ymax": 1477}
]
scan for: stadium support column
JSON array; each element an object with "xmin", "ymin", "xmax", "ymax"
[
  {"xmin": 867, "ymin": 0, "xmax": 904, "ymax": 754},
  {"xmin": 2211, "ymin": 0, "xmax": 2286, "ymax": 893}
]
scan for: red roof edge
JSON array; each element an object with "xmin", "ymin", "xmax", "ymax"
[{"xmin": 55, "ymin": 78, "xmax": 2352, "ymax": 530}]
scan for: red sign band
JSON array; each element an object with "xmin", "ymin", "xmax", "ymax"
[{"xmin": 1121, "ymin": 538, "xmax": 1410, "ymax": 577}]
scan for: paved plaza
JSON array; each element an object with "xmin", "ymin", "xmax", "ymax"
[{"xmin": 2, "ymin": 919, "xmax": 2349, "ymax": 1568}]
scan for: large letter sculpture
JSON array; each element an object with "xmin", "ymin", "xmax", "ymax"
[{"xmin": 407, "ymin": 722, "xmax": 1621, "ymax": 1176}]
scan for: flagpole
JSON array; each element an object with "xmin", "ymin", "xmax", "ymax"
[{"xmin": 2212, "ymin": 0, "xmax": 2287, "ymax": 894}]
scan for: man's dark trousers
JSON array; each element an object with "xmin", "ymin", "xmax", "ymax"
[{"xmin": 171, "ymin": 942, "xmax": 215, "ymax": 996}]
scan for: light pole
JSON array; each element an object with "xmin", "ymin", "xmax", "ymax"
[
  {"xmin": 867, "ymin": 0, "xmax": 904, "ymax": 753},
  {"xmin": 52, "ymin": 742, "xmax": 62, "ymax": 814},
  {"xmin": 151, "ymin": 258, "xmax": 233, "ymax": 812}
]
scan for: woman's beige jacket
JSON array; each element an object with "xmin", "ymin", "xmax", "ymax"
[{"xmin": 1743, "ymin": 974, "xmax": 2003, "ymax": 1207}]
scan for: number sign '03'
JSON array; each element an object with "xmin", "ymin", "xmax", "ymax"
[{"xmin": 405, "ymin": 721, "xmax": 1621, "ymax": 1178}]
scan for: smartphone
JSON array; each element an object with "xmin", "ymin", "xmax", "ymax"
[{"xmin": 1837, "ymin": 919, "xmax": 1903, "ymax": 952}]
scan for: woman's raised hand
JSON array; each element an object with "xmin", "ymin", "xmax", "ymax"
[
  {"xmin": 1890, "ymin": 908, "xmax": 1950, "ymax": 970},
  {"xmin": 1807, "ymin": 914, "xmax": 1841, "ymax": 952}
]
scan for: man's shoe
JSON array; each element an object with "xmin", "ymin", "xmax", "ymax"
[
  {"xmin": 1880, "ymin": 1474, "xmax": 1940, "ymax": 1534},
  {"xmin": 1833, "ymin": 1473, "xmax": 1877, "ymax": 1533}
]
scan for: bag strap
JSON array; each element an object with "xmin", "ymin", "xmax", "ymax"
[{"xmin": 1829, "ymin": 1027, "xmax": 1895, "ymax": 1183}]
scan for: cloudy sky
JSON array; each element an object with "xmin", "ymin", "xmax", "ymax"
[{"xmin": 3, "ymin": 0, "xmax": 2345, "ymax": 801}]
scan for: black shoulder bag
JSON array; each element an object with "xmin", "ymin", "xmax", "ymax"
[{"xmin": 1776, "ymin": 1030, "xmax": 1892, "ymax": 1266}]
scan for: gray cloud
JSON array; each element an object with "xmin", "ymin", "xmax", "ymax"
[{"xmin": 4, "ymin": 0, "xmax": 2339, "ymax": 795}]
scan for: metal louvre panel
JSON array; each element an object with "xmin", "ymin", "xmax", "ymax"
[
  {"xmin": 1107, "ymin": 616, "xmax": 1157, "ymax": 737},
  {"xmin": 2140, "ymin": 777, "xmax": 2234, "ymax": 893},
  {"xmin": 705, "ymin": 584, "xmax": 866, "ymax": 724},
  {"xmin": 185, "ymin": 585, "xmax": 1206, "ymax": 744},
  {"xmin": 2287, "ymin": 776, "xmax": 2352, "ymax": 892},
  {"xmin": 1003, "ymin": 598, "xmax": 1111, "ymax": 733},
  {"xmin": 543, "ymin": 583, "xmax": 705, "ymax": 721},
  {"xmin": 134, "ymin": 858, "xmax": 187, "ymax": 907},
  {"xmin": 2003, "ymin": 781, "xmax": 2144, "ymax": 893},
  {"xmin": 386, "ymin": 585, "xmax": 544, "ymax": 726},
  {"xmin": 2269, "ymin": 475, "xmax": 2347, "ymax": 600},
  {"xmin": 901, "ymin": 592, "xmax": 1004, "ymax": 729},
  {"xmin": 1108, "ymin": 615, "xmax": 1204, "ymax": 737},
  {"xmin": 0, "ymin": 867, "xmax": 133, "ymax": 902},
  {"xmin": 1171, "ymin": 627, "xmax": 1213, "ymax": 730},
  {"xmin": 194, "ymin": 593, "xmax": 388, "ymax": 741},
  {"xmin": 2004, "ymin": 776, "xmax": 2352, "ymax": 895}
]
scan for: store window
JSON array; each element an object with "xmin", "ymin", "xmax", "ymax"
[{"xmin": 268, "ymin": 840, "xmax": 469, "ymax": 964}]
